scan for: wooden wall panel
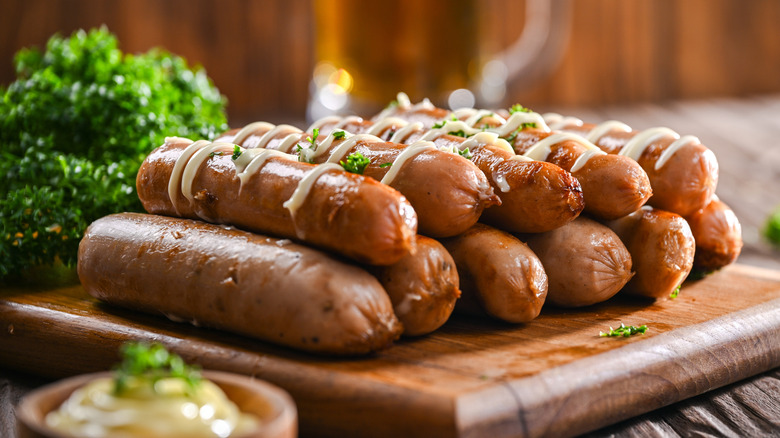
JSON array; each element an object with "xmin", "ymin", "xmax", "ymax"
[{"xmin": 2, "ymin": 0, "xmax": 780, "ymax": 121}]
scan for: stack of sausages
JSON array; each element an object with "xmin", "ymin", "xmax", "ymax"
[{"xmin": 77, "ymin": 92, "xmax": 743, "ymax": 356}]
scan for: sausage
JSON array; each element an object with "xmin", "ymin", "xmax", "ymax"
[
  {"xmin": 544, "ymin": 114, "xmax": 719, "ymax": 216},
  {"xmin": 605, "ymin": 207, "xmax": 695, "ymax": 299},
  {"xmin": 685, "ymin": 196, "xmax": 743, "ymax": 271},
  {"xmin": 439, "ymin": 224, "xmax": 548, "ymax": 323},
  {"xmin": 510, "ymin": 129, "xmax": 653, "ymax": 220},
  {"xmin": 217, "ymin": 124, "xmax": 500, "ymax": 238},
  {"xmin": 521, "ymin": 217, "xmax": 633, "ymax": 307},
  {"xmin": 409, "ymin": 107, "xmax": 653, "ymax": 220},
  {"xmin": 136, "ymin": 137, "xmax": 417, "ymax": 266},
  {"xmin": 307, "ymin": 116, "xmax": 585, "ymax": 233},
  {"xmin": 78, "ymin": 213, "xmax": 403, "ymax": 355},
  {"xmin": 370, "ymin": 236, "xmax": 460, "ymax": 336}
]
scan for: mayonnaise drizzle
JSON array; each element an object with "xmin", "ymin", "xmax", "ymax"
[
  {"xmin": 283, "ymin": 163, "xmax": 342, "ymax": 214},
  {"xmin": 453, "ymin": 108, "xmax": 508, "ymax": 127},
  {"xmin": 419, "ymin": 121, "xmax": 515, "ymax": 154},
  {"xmin": 542, "ymin": 112, "xmax": 584, "ymax": 130},
  {"xmin": 585, "ymin": 120, "xmax": 631, "ymax": 143},
  {"xmin": 380, "ymin": 141, "xmax": 437, "ymax": 185},
  {"xmin": 231, "ymin": 121, "xmax": 276, "ymax": 146},
  {"xmin": 389, "ymin": 122, "xmax": 425, "ymax": 143},
  {"xmin": 521, "ymin": 132, "xmax": 606, "ymax": 173},
  {"xmin": 374, "ymin": 92, "xmax": 434, "ymax": 120},
  {"xmin": 543, "ymin": 113, "xmax": 701, "ymax": 170},
  {"xmin": 325, "ymin": 134, "xmax": 384, "ymax": 164},
  {"xmin": 181, "ymin": 142, "xmax": 237, "ymax": 211},
  {"xmin": 166, "ymin": 138, "xmax": 206, "ymax": 215},
  {"xmin": 232, "ymin": 147, "xmax": 296, "ymax": 189},
  {"xmin": 252, "ymin": 124, "xmax": 303, "ymax": 150},
  {"xmin": 307, "ymin": 116, "xmax": 341, "ymax": 132},
  {"xmin": 366, "ymin": 116, "xmax": 409, "ymax": 137}
]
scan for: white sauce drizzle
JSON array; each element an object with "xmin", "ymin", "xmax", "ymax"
[
  {"xmin": 618, "ymin": 127, "xmax": 679, "ymax": 161},
  {"xmin": 656, "ymin": 135, "xmax": 700, "ymax": 170},
  {"xmin": 283, "ymin": 163, "xmax": 342, "ymax": 214},
  {"xmin": 334, "ymin": 115, "xmax": 364, "ymax": 129},
  {"xmin": 542, "ymin": 112, "xmax": 584, "ymax": 130},
  {"xmin": 180, "ymin": 143, "xmax": 237, "ymax": 211},
  {"xmin": 374, "ymin": 92, "xmax": 433, "ymax": 120},
  {"xmin": 366, "ymin": 117, "xmax": 409, "ymax": 137},
  {"xmin": 253, "ymin": 124, "xmax": 302, "ymax": 149},
  {"xmin": 233, "ymin": 147, "xmax": 296, "ymax": 189},
  {"xmin": 586, "ymin": 120, "xmax": 631, "ymax": 143},
  {"xmin": 419, "ymin": 121, "xmax": 515, "ymax": 154},
  {"xmin": 389, "ymin": 121, "xmax": 424, "ymax": 143},
  {"xmin": 167, "ymin": 138, "xmax": 205, "ymax": 215},
  {"xmin": 380, "ymin": 141, "xmax": 436, "ymax": 186},
  {"xmin": 493, "ymin": 111, "xmax": 551, "ymax": 135},
  {"xmin": 454, "ymin": 108, "xmax": 507, "ymax": 127},
  {"xmin": 277, "ymin": 133, "xmax": 304, "ymax": 153},
  {"xmin": 307, "ymin": 116, "xmax": 341, "ymax": 132},
  {"xmin": 325, "ymin": 134, "xmax": 383, "ymax": 164},
  {"xmin": 231, "ymin": 121, "xmax": 276, "ymax": 146},
  {"xmin": 521, "ymin": 133, "xmax": 606, "ymax": 173}
]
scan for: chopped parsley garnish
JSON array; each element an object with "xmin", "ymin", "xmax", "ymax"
[
  {"xmin": 670, "ymin": 285, "xmax": 681, "ymax": 299},
  {"xmin": 231, "ymin": 145, "xmax": 242, "ymax": 160},
  {"xmin": 332, "ymin": 130, "xmax": 346, "ymax": 140},
  {"xmin": 340, "ymin": 152, "xmax": 371, "ymax": 175},
  {"xmin": 432, "ymin": 115, "xmax": 459, "ymax": 129},
  {"xmin": 297, "ymin": 128, "xmax": 319, "ymax": 163},
  {"xmin": 506, "ymin": 130, "xmax": 520, "ymax": 144},
  {"xmin": 509, "ymin": 104, "xmax": 533, "ymax": 114},
  {"xmin": 208, "ymin": 151, "xmax": 224, "ymax": 158},
  {"xmin": 458, "ymin": 148, "xmax": 473, "ymax": 159},
  {"xmin": 599, "ymin": 323, "xmax": 648, "ymax": 338},
  {"xmin": 448, "ymin": 130, "xmax": 467, "ymax": 138},
  {"xmin": 113, "ymin": 342, "xmax": 201, "ymax": 395},
  {"xmin": 379, "ymin": 162, "xmax": 393, "ymax": 168}
]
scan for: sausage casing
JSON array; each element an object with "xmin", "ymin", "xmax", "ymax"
[
  {"xmin": 78, "ymin": 213, "xmax": 403, "ymax": 355},
  {"xmin": 440, "ymin": 224, "xmax": 548, "ymax": 323},
  {"xmin": 371, "ymin": 236, "xmax": 460, "ymax": 336},
  {"xmin": 605, "ymin": 207, "xmax": 695, "ymax": 298},
  {"xmin": 522, "ymin": 217, "xmax": 633, "ymax": 307},
  {"xmin": 685, "ymin": 196, "xmax": 743, "ymax": 271},
  {"xmin": 137, "ymin": 139, "xmax": 417, "ymax": 265}
]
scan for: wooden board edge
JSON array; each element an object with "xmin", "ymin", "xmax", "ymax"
[{"xmin": 452, "ymin": 297, "xmax": 780, "ymax": 438}]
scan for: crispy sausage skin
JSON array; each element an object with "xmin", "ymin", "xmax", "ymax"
[
  {"xmin": 521, "ymin": 217, "xmax": 633, "ymax": 307},
  {"xmin": 605, "ymin": 207, "xmax": 695, "ymax": 298},
  {"xmin": 217, "ymin": 127, "xmax": 499, "ymax": 238},
  {"xmin": 555, "ymin": 123, "xmax": 719, "ymax": 217},
  {"xmin": 78, "ymin": 213, "xmax": 403, "ymax": 355},
  {"xmin": 511, "ymin": 130, "xmax": 653, "ymax": 220},
  {"xmin": 685, "ymin": 196, "xmax": 743, "ymax": 271},
  {"xmin": 137, "ymin": 138, "xmax": 417, "ymax": 265},
  {"xmin": 440, "ymin": 224, "xmax": 548, "ymax": 323},
  {"xmin": 370, "ymin": 236, "xmax": 460, "ymax": 336}
]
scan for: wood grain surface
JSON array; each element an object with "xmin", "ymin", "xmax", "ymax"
[{"xmin": 0, "ymin": 263, "xmax": 778, "ymax": 438}]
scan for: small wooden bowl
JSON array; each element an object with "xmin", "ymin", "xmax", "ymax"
[{"xmin": 16, "ymin": 371, "xmax": 297, "ymax": 438}]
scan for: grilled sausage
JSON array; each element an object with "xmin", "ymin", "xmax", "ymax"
[
  {"xmin": 78, "ymin": 213, "xmax": 403, "ymax": 355},
  {"xmin": 544, "ymin": 114, "xmax": 719, "ymax": 216},
  {"xmin": 522, "ymin": 217, "xmax": 633, "ymax": 307},
  {"xmin": 440, "ymin": 224, "xmax": 548, "ymax": 323},
  {"xmin": 370, "ymin": 236, "xmax": 460, "ymax": 336},
  {"xmin": 217, "ymin": 124, "xmax": 500, "ymax": 238},
  {"xmin": 685, "ymin": 196, "xmax": 743, "ymax": 271},
  {"xmin": 605, "ymin": 207, "xmax": 695, "ymax": 298},
  {"xmin": 136, "ymin": 137, "xmax": 417, "ymax": 265}
]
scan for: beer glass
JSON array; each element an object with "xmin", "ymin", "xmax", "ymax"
[{"xmin": 307, "ymin": 0, "xmax": 572, "ymax": 120}]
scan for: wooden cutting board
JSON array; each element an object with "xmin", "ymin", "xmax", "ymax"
[{"xmin": 1, "ymin": 263, "xmax": 779, "ymax": 438}]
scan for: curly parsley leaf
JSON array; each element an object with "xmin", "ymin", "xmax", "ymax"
[{"xmin": 340, "ymin": 152, "xmax": 371, "ymax": 175}]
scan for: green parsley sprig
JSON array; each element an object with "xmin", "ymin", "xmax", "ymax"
[
  {"xmin": 508, "ymin": 104, "xmax": 537, "ymax": 129},
  {"xmin": 670, "ymin": 285, "xmax": 681, "ymax": 299},
  {"xmin": 340, "ymin": 152, "xmax": 371, "ymax": 175},
  {"xmin": 113, "ymin": 342, "xmax": 201, "ymax": 395},
  {"xmin": 231, "ymin": 145, "xmax": 242, "ymax": 160},
  {"xmin": 600, "ymin": 323, "xmax": 648, "ymax": 338},
  {"xmin": 296, "ymin": 128, "xmax": 319, "ymax": 163},
  {"xmin": 332, "ymin": 130, "xmax": 347, "ymax": 140}
]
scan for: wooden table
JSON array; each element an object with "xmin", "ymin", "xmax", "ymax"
[{"xmin": 2, "ymin": 95, "xmax": 780, "ymax": 437}]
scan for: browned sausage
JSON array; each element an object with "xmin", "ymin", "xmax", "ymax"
[
  {"xmin": 511, "ymin": 129, "xmax": 653, "ymax": 220},
  {"xmin": 546, "ymin": 116, "xmax": 719, "ymax": 216},
  {"xmin": 685, "ymin": 196, "xmax": 743, "ymax": 271},
  {"xmin": 370, "ymin": 236, "xmax": 460, "ymax": 336},
  {"xmin": 605, "ymin": 207, "xmax": 695, "ymax": 299},
  {"xmin": 522, "ymin": 217, "xmax": 633, "ymax": 307},
  {"xmin": 216, "ymin": 124, "xmax": 500, "ymax": 238},
  {"xmin": 306, "ymin": 116, "xmax": 585, "ymax": 233},
  {"xmin": 136, "ymin": 138, "xmax": 417, "ymax": 266},
  {"xmin": 440, "ymin": 224, "xmax": 548, "ymax": 323},
  {"xmin": 78, "ymin": 213, "xmax": 403, "ymax": 355}
]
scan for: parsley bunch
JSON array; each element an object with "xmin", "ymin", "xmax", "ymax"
[{"xmin": 0, "ymin": 27, "xmax": 228, "ymax": 280}]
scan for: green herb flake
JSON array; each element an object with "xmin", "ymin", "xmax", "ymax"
[
  {"xmin": 448, "ymin": 130, "xmax": 467, "ymax": 138},
  {"xmin": 231, "ymin": 145, "xmax": 242, "ymax": 160},
  {"xmin": 458, "ymin": 148, "xmax": 473, "ymax": 159},
  {"xmin": 379, "ymin": 162, "xmax": 393, "ymax": 168},
  {"xmin": 113, "ymin": 342, "xmax": 201, "ymax": 395},
  {"xmin": 340, "ymin": 152, "xmax": 371, "ymax": 175},
  {"xmin": 670, "ymin": 285, "xmax": 681, "ymax": 299},
  {"xmin": 208, "ymin": 151, "xmax": 224, "ymax": 158},
  {"xmin": 332, "ymin": 130, "xmax": 346, "ymax": 140},
  {"xmin": 509, "ymin": 104, "xmax": 533, "ymax": 114},
  {"xmin": 600, "ymin": 323, "xmax": 648, "ymax": 338}
]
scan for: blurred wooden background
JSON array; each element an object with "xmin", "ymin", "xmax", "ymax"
[{"xmin": 2, "ymin": 0, "xmax": 780, "ymax": 123}]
